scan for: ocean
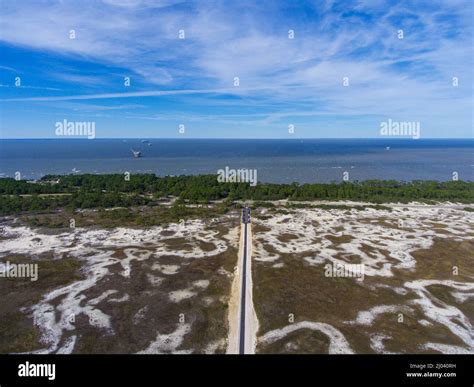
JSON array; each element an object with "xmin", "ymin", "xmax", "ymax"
[{"xmin": 0, "ymin": 139, "xmax": 472, "ymax": 183}]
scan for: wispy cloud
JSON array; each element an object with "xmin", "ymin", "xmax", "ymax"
[
  {"xmin": 0, "ymin": 0, "xmax": 472, "ymax": 138},
  {"xmin": 0, "ymin": 87, "xmax": 254, "ymax": 101}
]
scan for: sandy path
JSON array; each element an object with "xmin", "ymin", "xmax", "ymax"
[{"xmin": 226, "ymin": 224, "xmax": 244, "ymax": 354}]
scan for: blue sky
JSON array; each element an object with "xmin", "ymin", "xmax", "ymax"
[{"xmin": 0, "ymin": 0, "xmax": 472, "ymax": 139}]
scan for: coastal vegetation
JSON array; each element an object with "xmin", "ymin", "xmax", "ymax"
[{"xmin": 0, "ymin": 174, "xmax": 473, "ymax": 216}]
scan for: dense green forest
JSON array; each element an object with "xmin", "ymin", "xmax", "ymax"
[{"xmin": 0, "ymin": 174, "xmax": 473, "ymax": 215}]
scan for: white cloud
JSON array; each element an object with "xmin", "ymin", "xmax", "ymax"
[{"xmin": 0, "ymin": 0, "xmax": 472, "ymax": 136}]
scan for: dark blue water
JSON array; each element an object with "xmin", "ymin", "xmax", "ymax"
[{"xmin": 0, "ymin": 139, "xmax": 472, "ymax": 183}]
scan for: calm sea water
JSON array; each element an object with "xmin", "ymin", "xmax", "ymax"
[{"xmin": 0, "ymin": 139, "xmax": 472, "ymax": 183}]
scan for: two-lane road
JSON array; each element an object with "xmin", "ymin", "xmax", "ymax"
[
  {"xmin": 227, "ymin": 206, "xmax": 258, "ymax": 354},
  {"xmin": 239, "ymin": 207, "xmax": 250, "ymax": 353}
]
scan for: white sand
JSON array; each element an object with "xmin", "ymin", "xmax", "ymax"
[
  {"xmin": 422, "ymin": 343, "xmax": 472, "ymax": 354},
  {"xmin": 133, "ymin": 306, "xmax": 148, "ymax": 324},
  {"xmin": 253, "ymin": 206, "xmax": 474, "ymax": 278},
  {"xmin": 193, "ymin": 280, "xmax": 210, "ymax": 289},
  {"xmin": 0, "ymin": 219, "xmax": 235, "ymax": 354},
  {"xmin": 147, "ymin": 273, "xmax": 164, "ymax": 286},
  {"xmin": 346, "ymin": 304, "xmax": 413, "ymax": 326},
  {"xmin": 259, "ymin": 321, "xmax": 354, "ymax": 354},
  {"xmin": 405, "ymin": 279, "xmax": 474, "ymax": 351},
  {"xmin": 204, "ymin": 339, "xmax": 225, "ymax": 354},
  {"xmin": 169, "ymin": 289, "xmax": 196, "ymax": 303},
  {"xmin": 252, "ymin": 205, "xmax": 474, "ymax": 353},
  {"xmin": 137, "ymin": 323, "xmax": 192, "ymax": 354},
  {"xmin": 152, "ymin": 263, "xmax": 180, "ymax": 275},
  {"xmin": 369, "ymin": 334, "xmax": 394, "ymax": 354}
]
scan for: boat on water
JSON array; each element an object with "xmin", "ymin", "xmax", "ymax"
[{"xmin": 131, "ymin": 149, "xmax": 142, "ymax": 158}]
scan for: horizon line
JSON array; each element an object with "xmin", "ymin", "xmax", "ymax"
[{"xmin": 1, "ymin": 137, "xmax": 473, "ymax": 141}]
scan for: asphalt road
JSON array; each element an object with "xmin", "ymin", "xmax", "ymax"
[{"xmin": 239, "ymin": 207, "xmax": 250, "ymax": 354}]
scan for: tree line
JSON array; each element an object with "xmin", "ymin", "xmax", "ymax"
[{"xmin": 0, "ymin": 174, "xmax": 473, "ymax": 215}]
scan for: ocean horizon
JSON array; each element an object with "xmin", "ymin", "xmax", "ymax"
[{"xmin": 1, "ymin": 138, "xmax": 473, "ymax": 183}]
